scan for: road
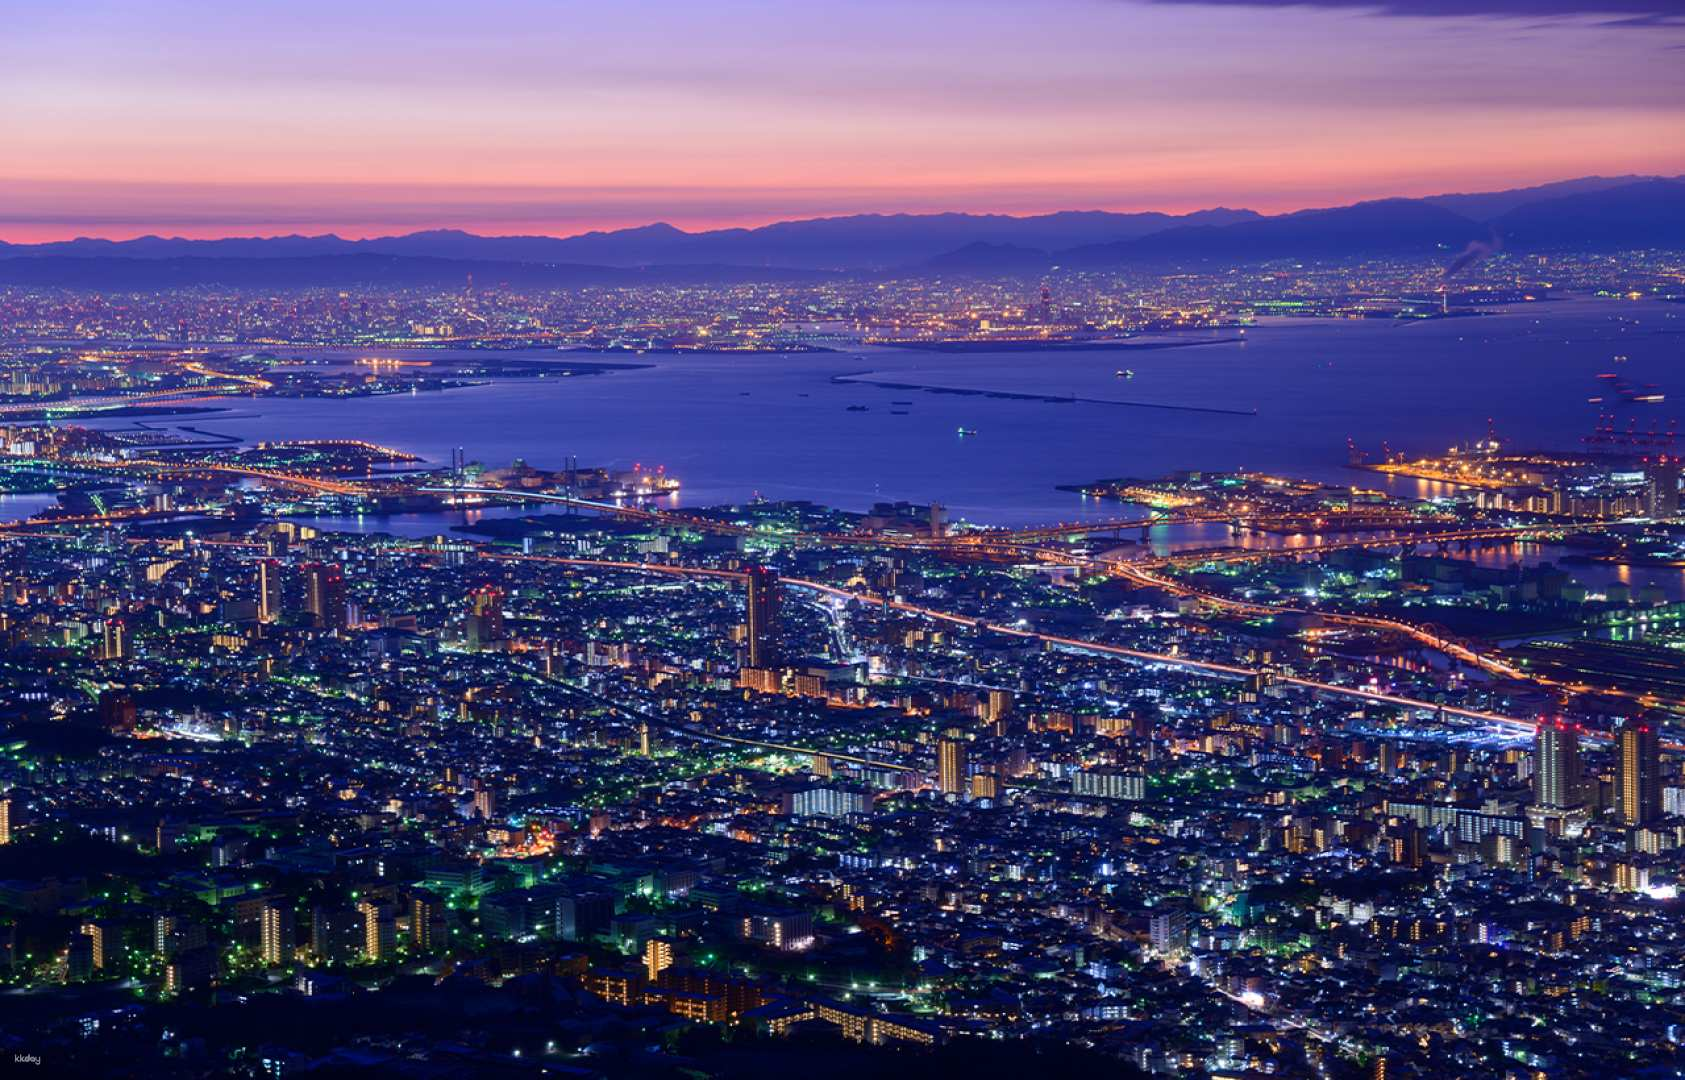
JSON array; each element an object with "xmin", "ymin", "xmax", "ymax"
[{"xmin": 461, "ymin": 551, "xmax": 1539, "ymax": 734}]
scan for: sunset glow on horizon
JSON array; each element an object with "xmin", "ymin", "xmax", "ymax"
[{"xmin": 3, "ymin": 0, "xmax": 1683, "ymax": 242}]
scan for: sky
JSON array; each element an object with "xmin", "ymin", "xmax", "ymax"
[{"xmin": 1, "ymin": 0, "xmax": 1682, "ymax": 242}]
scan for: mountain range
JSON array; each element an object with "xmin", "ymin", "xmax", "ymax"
[{"xmin": 0, "ymin": 175, "xmax": 1680, "ymax": 287}]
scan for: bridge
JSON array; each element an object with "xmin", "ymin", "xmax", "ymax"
[
  {"xmin": 421, "ymin": 486, "xmax": 754, "ymax": 534},
  {"xmin": 1161, "ymin": 525, "xmax": 1543, "ymax": 568},
  {"xmin": 875, "ymin": 508, "xmax": 1457, "ymax": 549},
  {"xmin": 0, "ymin": 385, "xmax": 246, "ymax": 418},
  {"xmin": 91, "ymin": 456, "xmax": 368, "ymax": 496},
  {"xmin": 1054, "ymin": 518, "xmax": 1615, "ymax": 683},
  {"xmin": 177, "ymin": 360, "xmax": 273, "ymax": 391},
  {"xmin": 434, "ymin": 485, "xmax": 1209, "ymax": 547}
]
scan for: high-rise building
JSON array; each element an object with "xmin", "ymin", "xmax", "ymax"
[
  {"xmin": 99, "ymin": 693, "xmax": 137, "ymax": 733},
  {"xmin": 311, "ymin": 906, "xmax": 364, "ymax": 965},
  {"xmin": 1389, "ymin": 824, "xmax": 1424, "ymax": 869},
  {"xmin": 937, "ymin": 735, "xmax": 968, "ymax": 796},
  {"xmin": 789, "ymin": 784, "xmax": 869, "ymax": 818},
  {"xmin": 257, "ymin": 559, "xmax": 282, "ymax": 623},
  {"xmin": 745, "ymin": 566, "xmax": 780, "ymax": 669},
  {"xmin": 411, "ymin": 892, "xmax": 444, "ymax": 952},
  {"xmin": 260, "ymin": 902, "xmax": 295, "ymax": 967},
  {"xmin": 304, "ymin": 563, "xmax": 348, "ymax": 631},
  {"xmin": 1072, "ymin": 768, "xmax": 1147, "ymax": 801},
  {"xmin": 557, "ymin": 891, "xmax": 614, "ymax": 943},
  {"xmin": 101, "ymin": 618, "xmax": 127, "ymax": 661},
  {"xmin": 1149, "ymin": 909, "xmax": 1188, "ymax": 956},
  {"xmin": 1534, "ymin": 718, "xmax": 1582, "ymax": 811},
  {"xmin": 1647, "ymin": 455, "xmax": 1680, "ymax": 519},
  {"xmin": 163, "ymin": 947, "xmax": 215, "ymax": 995},
  {"xmin": 65, "ymin": 933, "xmax": 95, "ymax": 982},
  {"xmin": 466, "ymin": 583, "xmax": 506, "ymax": 649},
  {"xmin": 358, "ymin": 901, "xmax": 395, "ymax": 962},
  {"xmin": 644, "ymin": 936, "xmax": 674, "ymax": 981},
  {"xmin": 154, "ymin": 913, "xmax": 179, "ymax": 958},
  {"xmin": 1617, "ymin": 721, "xmax": 1662, "ymax": 826},
  {"xmin": 0, "ymin": 796, "xmax": 10, "ymax": 845},
  {"xmin": 154, "ymin": 914, "xmax": 206, "ymax": 960},
  {"xmin": 78, "ymin": 922, "xmax": 108, "ymax": 969}
]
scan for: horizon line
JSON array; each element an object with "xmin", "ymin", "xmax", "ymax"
[{"xmin": 2, "ymin": 171, "xmax": 1679, "ymax": 247}]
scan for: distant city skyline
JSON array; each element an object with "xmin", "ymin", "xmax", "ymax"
[{"xmin": 3, "ymin": 0, "xmax": 1682, "ymax": 242}]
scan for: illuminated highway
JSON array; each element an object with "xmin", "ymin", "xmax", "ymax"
[
  {"xmin": 0, "ymin": 475, "xmax": 1643, "ymax": 709},
  {"xmin": 421, "ymin": 486, "xmax": 753, "ymax": 535},
  {"xmin": 0, "ymin": 385, "xmax": 246, "ymax": 417},
  {"xmin": 452, "ymin": 551, "xmax": 1541, "ymax": 735},
  {"xmin": 432, "ymin": 484, "xmax": 1191, "ymax": 547}
]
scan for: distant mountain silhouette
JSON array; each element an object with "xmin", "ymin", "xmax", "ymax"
[
  {"xmin": 0, "ymin": 254, "xmax": 840, "ymax": 290},
  {"xmin": 1061, "ymin": 198, "xmax": 1485, "ymax": 266},
  {"xmin": 1423, "ymin": 175, "xmax": 1664, "ymax": 222},
  {"xmin": 917, "ymin": 242, "xmax": 1055, "ymax": 275},
  {"xmin": 2, "ymin": 175, "xmax": 1682, "ymax": 285},
  {"xmin": 1491, "ymin": 179, "xmax": 1685, "ymax": 251},
  {"xmin": 0, "ymin": 209, "xmax": 1260, "ymax": 270}
]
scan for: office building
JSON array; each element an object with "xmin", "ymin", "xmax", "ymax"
[
  {"xmin": 1072, "ymin": 768, "xmax": 1147, "ymax": 801},
  {"xmin": 745, "ymin": 566, "xmax": 780, "ymax": 669},
  {"xmin": 260, "ymin": 902, "xmax": 295, "ymax": 967},
  {"xmin": 257, "ymin": 559, "xmax": 282, "ymax": 623},
  {"xmin": 101, "ymin": 618, "xmax": 127, "ymax": 661},
  {"xmin": 937, "ymin": 735, "xmax": 968, "ymax": 796},
  {"xmin": 1617, "ymin": 721, "xmax": 1662, "ymax": 826},
  {"xmin": 411, "ymin": 892, "xmax": 445, "ymax": 952},
  {"xmin": 66, "ymin": 933, "xmax": 95, "ymax": 981},
  {"xmin": 645, "ymin": 936, "xmax": 673, "ymax": 981},
  {"xmin": 1533, "ymin": 718, "xmax": 1582, "ymax": 811},
  {"xmin": 311, "ymin": 907, "xmax": 364, "ymax": 965},
  {"xmin": 789, "ymin": 784, "xmax": 869, "ymax": 818},
  {"xmin": 1149, "ymin": 909, "xmax": 1188, "ymax": 956},
  {"xmin": 1647, "ymin": 455, "xmax": 1680, "ymax": 518},
  {"xmin": 304, "ymin": 563, "xmax": 348, "ymax": 631},
  {"xmin": 465, "ymin": 583, "xmax": 506, "ymax": 648},
  {"xmin": 78, "ymin": 922, "xmax": 107, "ymax": 970},
  {"xmin": 358, "ymin": 901, "xmax": 395, "ymax": 962}
]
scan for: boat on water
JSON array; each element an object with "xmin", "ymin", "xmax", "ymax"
[
  {"xmin": 1115, "ymin": 369, "xmax": 1135, "ymax": 378},
  {"xmin": 956, "ymin": 426, "xmax": 978, "ymax": 437},
  {"xmin": 1589, "ymin": 372, "xmax": 1665, "ymax": 404}
]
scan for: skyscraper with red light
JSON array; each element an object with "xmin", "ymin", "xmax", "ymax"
[{"xmin": 1533, "ymin": 718, "xmax": 1582, "ymax": 812}]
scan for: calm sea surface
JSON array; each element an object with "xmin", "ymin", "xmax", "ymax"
[
  {"xmin": 78, "ymin": 297, "xmax": 1682, "ymax": 520},
  {"xmin": 54, "ymin": 296, "xmax": 1685, "ymax": 599}
]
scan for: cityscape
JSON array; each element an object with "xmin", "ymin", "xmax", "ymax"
[{"xmin": 2, "ymin": 2, "xmax": 1685, "ymax": 1079}]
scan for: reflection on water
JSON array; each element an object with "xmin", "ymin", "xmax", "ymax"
[
  {"xmin": 289, "ymin": 504, "xmax": 542, "ymax": 539},
  {"xmin": 0, "ymin": 493, "xmax": 62, "ymax": 525},
  {"xmin": 61, "ymin": 298, "xmax": 1683, "ymax": 526},
  {"xmin": 1460, "ymin": 541, "xmax": 1685, "ymax": 604}
]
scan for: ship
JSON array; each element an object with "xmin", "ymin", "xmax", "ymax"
[{"xmin": 1588, "ymin": 372, "xmax": 1665, "ymax": 405}]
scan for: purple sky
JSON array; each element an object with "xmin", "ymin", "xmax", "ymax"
[{"xmin": 2, "ymin": 0, "xmax": 1681, "ymax": 240}]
